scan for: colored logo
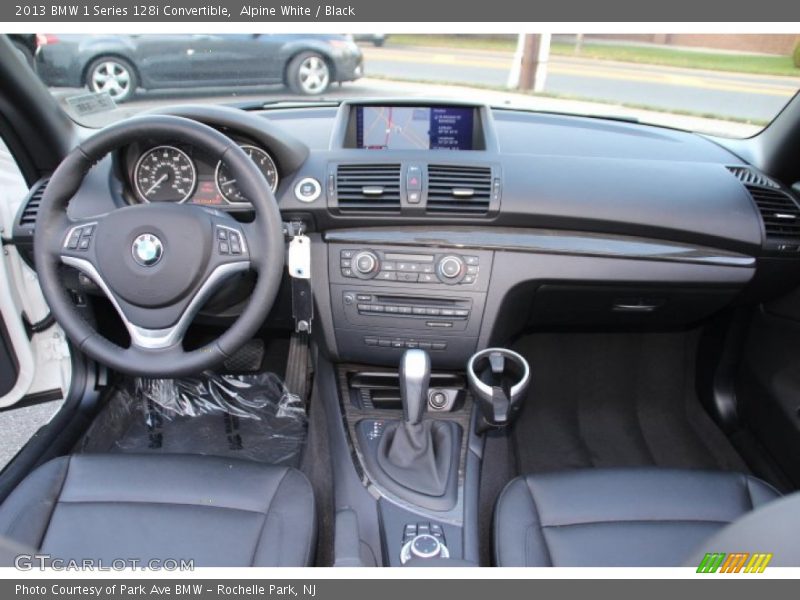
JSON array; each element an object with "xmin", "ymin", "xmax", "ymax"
[{"xmin": 697, "ymin": 552, "xmax": 773, "ymax": 573}]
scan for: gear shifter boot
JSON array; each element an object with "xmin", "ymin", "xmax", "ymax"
[
  {"xmin": 356, "ymin": 349, "xmax": 461, "ymax": 511},
  {"xmin": 377, "ymin": 419, "xmax": 458, "ymax": 497}
]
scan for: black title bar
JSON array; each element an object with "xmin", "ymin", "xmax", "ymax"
[{"xmin": 3, "ymin": 0, "xmax": 800, "ymax": 22}]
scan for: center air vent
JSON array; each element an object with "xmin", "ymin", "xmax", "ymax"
[
  {"xmin": 426, "ymin": 165, "xmax": 494, "ymax": 214},
  {"xmin": 17, "ymin": 177, "xmax": 49, "ymax": 229},
  {"xmin": 335, "ymin": 164, "xmax": 401, "ymax": 213},
  {"xmin": 729, "ymin": 167, "xmax": 800, "ymax": 251}
]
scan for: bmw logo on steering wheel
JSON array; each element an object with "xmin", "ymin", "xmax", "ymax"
[{"xmin": 132, "ymin": 233, "xmax": 164, "ymax": 267}]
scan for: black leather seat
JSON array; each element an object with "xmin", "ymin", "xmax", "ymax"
[
  {"xmin": 494, "ymin": 469, "xmax": 780, "ymax": 567},
  {"xmin": 0, "ymin": 454, "xmax": 316, "ymax": 567}
]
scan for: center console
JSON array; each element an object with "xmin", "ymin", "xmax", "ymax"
[
  {"xmin": 334, "ymin": 345, "xmax": 530, "ymax": 566},
  {"xmin": 328, "ymin": 243, "xmax": 494, "ymax": 368}
]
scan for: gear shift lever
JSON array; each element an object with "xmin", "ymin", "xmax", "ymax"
[
  {"xmin": 372, "ymin": 349, "xmax": 461, "ymax": 508},
  {"xmin": 399, "ymin": 349, "xmax": 430, "ymax": 426}
]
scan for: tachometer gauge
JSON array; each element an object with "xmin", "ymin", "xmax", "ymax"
[
  {"xmin": 134, "ymin": 145, "xmax": 197, "ymax": 203},
  {"xmin": 215, "ymin": 145, "xmax": 279, "ymax": 204}
]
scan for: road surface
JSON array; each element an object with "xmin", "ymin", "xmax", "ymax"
[{"xmin": 362, "ymin": 44, "xmax": 800, "ymax": 123}]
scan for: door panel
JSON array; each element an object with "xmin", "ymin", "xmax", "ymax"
[
  {"xmin": 130, "ymin": 34, "xmax": 197, "ymax": 86},
  {"xmin": 0, "ymin": 318, "xmax": 19, "ymax": 398},
  {"xmin": 188, "ymin": 34, "xmax": 279, "ymax": 84}
]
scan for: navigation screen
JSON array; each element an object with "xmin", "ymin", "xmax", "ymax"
[{"xmin": 355, "ymin": 106, "xmax": 474, "ymax": 150}]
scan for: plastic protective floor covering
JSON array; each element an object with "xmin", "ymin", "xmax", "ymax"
[{"xmin": 77, "ymin": 372, "xmax": 307, "ymax": 467}]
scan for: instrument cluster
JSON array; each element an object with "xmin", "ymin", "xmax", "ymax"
[{"xmin": 125, "ymin": 138, "xmax": 279, "ymax": 209}]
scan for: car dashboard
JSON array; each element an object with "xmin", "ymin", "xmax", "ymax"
[{"xmin": 14, "ymin": 98, "xmax": 800, "ymax": 368}]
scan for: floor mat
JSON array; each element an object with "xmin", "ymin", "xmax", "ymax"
[
  {"xmin": 511, "ymin": 331, "xmax": 749, "ymax": 474},
  {"xmin": 77, "ymin": 372, "xmax": 307, "ymax": 467}
]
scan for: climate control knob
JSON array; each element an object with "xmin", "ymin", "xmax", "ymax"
[
  {"xmin": 353, "ymin": 251, "xmax": 379, "ymax": 277},
  {"xmin": 437, "ymin": 255, "xmax": 465, "ymax": 283}
]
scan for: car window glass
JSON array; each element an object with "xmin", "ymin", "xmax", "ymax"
[{"xmin": 16, "ymin": 33, "xmax": 800, "ymax": 137}]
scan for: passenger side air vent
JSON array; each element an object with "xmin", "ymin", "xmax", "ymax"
[
  {"xmin": 17, "ymin": 177, "xmax": 49, "ymax": 229},
  {"xmin": 749, "ymin": 186, "xmax": 800, "ymax": 242},
  {"xmin": 727, "ymin": 166, "xmax": 780, "ymax": 189},
  {"xmin": 426, "ymin": 165, "xmax": 494, "ymax": 215},
  {"xmin": 335, "ymin": 164, "xmax": 401, "ymax": 213},
  {"xmin": 727, "ymin": 166, "xmax": 800, "ymax": 252}
]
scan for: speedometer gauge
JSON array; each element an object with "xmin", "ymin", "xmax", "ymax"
[
  {"xmin": 134, "ymin": 146, "xmax": 197, "ymax": 203},
  {"xmin": 215, "ymin": 145, "xmax": 279, "ymax": 204}
]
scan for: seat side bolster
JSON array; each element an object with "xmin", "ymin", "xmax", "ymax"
[
  {"xmin": 493, "ymin": 477, "xmax": 551, "ymax": 567},
  {"xmin": 0, "ymin": 456, "xmax": 71, "ymax": 549},
  {"xmin": 745, "ymin": 474, "xmax": 783, "ymax": 508},
  {"xmin": 253, "ymin": 467, "xmax": 317, "ymax": 567}
]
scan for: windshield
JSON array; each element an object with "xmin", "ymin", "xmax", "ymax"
[{"xmin": 12, "ymin": 32, "xmax": 800, "ymax": 137}]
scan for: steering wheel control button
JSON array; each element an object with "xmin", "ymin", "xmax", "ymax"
[
  {"xmin": 131, "ymin": 233, "xmax": 163, "ymax": 267},
  {"xmin": 294, "ymin": 177, "xmax": 322, "ymax": 203},
  {"xmin": 65, "ymin": 223, "xmax": 98, "ymax": 251},
  {"xmin": 215, "ymin": 227, "xmax": 245, "ymax": 256}
]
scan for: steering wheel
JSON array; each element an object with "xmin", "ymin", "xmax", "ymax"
[{"xmin": 34, "ymin": 115, "xmax": 286, "ymax": 378}]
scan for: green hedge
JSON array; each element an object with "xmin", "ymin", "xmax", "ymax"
[{"xmin": 794, "ymin": 41, "xmax": 800, "ymax": 68}]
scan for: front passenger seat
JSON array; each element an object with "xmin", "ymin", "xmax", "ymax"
[
  {"xmin": 494, "ymin": 468, "xmax": 779, "ymax": 567},
  {"xmin": 0, "ymin": 454, "xmax": 316, "ymax": 567}
]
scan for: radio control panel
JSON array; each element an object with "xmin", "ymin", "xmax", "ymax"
[{"xmin": 340, "ymin": 291, "xmax": 473, "ymax": 332}]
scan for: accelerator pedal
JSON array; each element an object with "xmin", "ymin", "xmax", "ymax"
[{"xmin": 285, "ymin": 331, "xmax": 311, "ymax": 403}]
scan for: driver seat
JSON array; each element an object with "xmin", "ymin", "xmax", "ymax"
[{"xmin": 0, "ymin": 454, "xmax": 316, "ymax": 567}]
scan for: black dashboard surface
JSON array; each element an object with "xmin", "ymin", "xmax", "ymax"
[
  {"xmin": 59, "ymin": 101, "xmax": 782, "ymax": 257},
  {"xmin": 19, "ymin": 100, "xmax": 800, "ymax": 364}
]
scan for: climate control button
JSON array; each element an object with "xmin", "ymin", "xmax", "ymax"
[
  {"xmin": 437, "ymin": 255, "xmax": 465, "ymax": 283},
  {"xmin": 353, "ymin": 251, "xmax": 379, "ymax": 277}
]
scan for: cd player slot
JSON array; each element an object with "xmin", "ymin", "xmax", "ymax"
[
  {"xmin": 343, "ymin": 291, "xmax": 471, "ymax": 320},
  {"xmin": 374, "ymin": 295, "xmax": 459, "ymax": 306}
]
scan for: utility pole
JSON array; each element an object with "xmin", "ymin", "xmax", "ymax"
[{"xmin": 517, "ymin": 34, "xmax": 551, "ymax": 93}]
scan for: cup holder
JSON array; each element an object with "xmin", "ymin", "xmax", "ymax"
[{"xmin": 466, "ymin": 348, "xmax": 531, "ymax": 428}]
